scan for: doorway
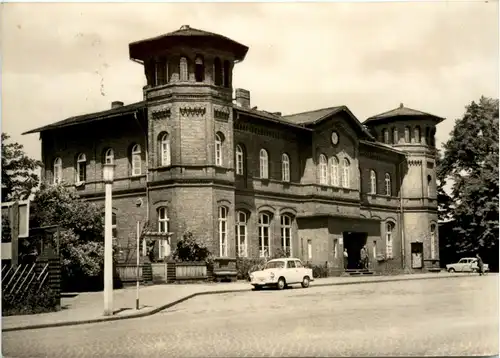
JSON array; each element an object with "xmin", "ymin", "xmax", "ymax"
[
  {"xmin": 411, "ymin": 242, "xmax": 423, "ymax": 269},
  {"xmin": 343, "ymin": 232, "xmax": 368, "ymax": 270}
]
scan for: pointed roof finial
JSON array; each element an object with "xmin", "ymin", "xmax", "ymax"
[{"xmin": 399, "ymin": 103, "xmax": 404, "ymax": 108}]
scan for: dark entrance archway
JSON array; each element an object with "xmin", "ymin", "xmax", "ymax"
[{"xmin": 343, "ymin": 231, "xmax": 368, "ymax": 270}]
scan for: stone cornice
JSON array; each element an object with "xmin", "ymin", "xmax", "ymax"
[
  {"xmin": 179, "ymin": 106, "xmax": 206, "ymax": 117},
  {"xmin": 214, "ymin": 105, "xmax": 231, "ymax": 122}
]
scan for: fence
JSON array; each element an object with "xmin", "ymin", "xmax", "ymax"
[
  {"xmin": 175, "ymin": 262, "xmax": 207, "ymax": 280},
  {"xmin": 116, "ymin": 264, "xmax": 143, "ymax": 283},
  {"xmin": 1, "ymin": 262, "xmax": 49, "ymax": 301}
]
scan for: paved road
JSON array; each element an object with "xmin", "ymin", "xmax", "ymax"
[{"xmin": 3, "ymin": 275, "xmax": 498, "ymax": 357}]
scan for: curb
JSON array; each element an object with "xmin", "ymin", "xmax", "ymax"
[{"xmin": 3, "ymin": 274, "xmax": 466, "ymax": 332}]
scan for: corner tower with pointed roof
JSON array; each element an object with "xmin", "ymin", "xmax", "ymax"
[
  {"xmin": 364, "ymin": 104, "xmax": 444, "ymax": 272},
  {"xmin": 129, "ymin": 25, "xmax": 249, "ymax": 257}
]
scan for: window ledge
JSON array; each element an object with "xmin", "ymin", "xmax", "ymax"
[{"xmin": 75, "ymin": 181, "xmax": 86, "ymax": 188}]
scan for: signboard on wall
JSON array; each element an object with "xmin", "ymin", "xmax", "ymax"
[
  {"xmin": 1, "ymin": 242, "xmax": 12, "ymax": 260},
  {"xmin": 339, "ymin": 236, "xmax": 344, "ymax": 246},
  {"xmin": 1, "ymin": 200, "xmax": 30, "ymax": 239}
]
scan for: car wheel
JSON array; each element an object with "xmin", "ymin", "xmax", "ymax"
[
  {"xmin": 253, "ymin": 285, "xmax": 262, "ymax": 291},
  {"xmin": 301, "ymin": 276, "xmax": 310, "ymax": 288},
  {"xmin": 472, "ymin": 268, "xmax": 478, "ymax": 273},
  {"xmin": 277, "ymin": 277, "xmax": 286, "ymax": 290},
  {"xmin": 448, "ymin": 268, "xmax": 455, "ymax": 273}
]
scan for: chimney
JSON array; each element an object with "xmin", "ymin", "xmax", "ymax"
[
  {"xmin": 235, "ymin": 89, "xmax": 250, "ymax": 108},
  {"xmin": 111, "ymin": 101, "xmax": 124, "ymax": 109}
]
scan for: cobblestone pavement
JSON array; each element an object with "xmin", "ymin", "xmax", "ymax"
[{"xmin": 3, "ymin": 275, "xmax": 498, "ymax": 357}]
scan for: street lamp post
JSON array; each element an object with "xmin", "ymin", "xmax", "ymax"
[{"xmin": 103, "ymin": 163, "xmax": 114, "ymax": 316}]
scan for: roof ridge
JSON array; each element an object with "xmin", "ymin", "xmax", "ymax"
[{"xmin": 282, "ymin": 105, "xmax": 343, "ymax": 118}]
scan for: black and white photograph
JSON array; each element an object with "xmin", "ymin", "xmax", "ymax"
[{"xmin": 1, "ymin": 2, "xmax": 498, "ymax": 357}]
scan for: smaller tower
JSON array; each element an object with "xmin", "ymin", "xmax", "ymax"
[
  {"xmin": 128, "ymin": 25, "xmax": 249, "ymax": 257},
  {"xmin": 364, "ymin": 104, "xmax": 445, "ymax": 272}
]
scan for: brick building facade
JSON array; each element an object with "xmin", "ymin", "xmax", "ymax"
[{"xmin": 24, "ymin": 25, "xmax": 444, "ymax": 273}]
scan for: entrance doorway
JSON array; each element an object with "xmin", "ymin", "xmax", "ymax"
[
  {"xmin": 411, "ymin": 242, "xmax": 423, "ymax": 269},
  {"xmin": 343, "ymin": 232, "xmax": 368, "ymax": 270}
]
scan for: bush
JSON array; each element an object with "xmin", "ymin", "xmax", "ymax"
[
  {"xmin": 2, "ymin": 284, "xmax": 58, "ymax": 316},
  {"xmin": 172, "ymin": 231, "xmax": 213, "ymax": 264},
  {"xmin": 236, "ymin": 257, "xmax": 267, "ymax": 280},
  {"xmin": 304, "ymin": 262, "xmax": 329, "ymax": 278}
]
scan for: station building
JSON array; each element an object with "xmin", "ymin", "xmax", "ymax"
[{"xmin": 24, "ymin": 25, "xmax": 443, "ymax": 273}]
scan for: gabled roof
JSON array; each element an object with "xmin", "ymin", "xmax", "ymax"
[
  {"xmin": 281, "ymin": 106, "xmax": 344, "ymax": 125},
  {"xmin": 282, "ymin": 105, "xmax": 376, "ymax": 141},
  {"xmin": 364, "ymin": 103, "xmax": 445, "ymax": 124},
  {"xmin": 23, "ymin": 101, "xmax": 145, "ymax": 135},
  {"xmin": 129, "ymin": 25, "xmax": 249, "ymax": 62},
  {"xmin": 234, "ymin": 106, "xmax": 312, "ymax": 131}
]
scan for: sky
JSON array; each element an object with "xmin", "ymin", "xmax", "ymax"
[{"xmin": 1, "ymin": 2, "xmax": 498, "ymax": 161}]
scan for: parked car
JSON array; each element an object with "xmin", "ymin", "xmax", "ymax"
[
  {"xmin": 249, "ymin": 258, "xmax": 314, "ymax": 290},
  {"xmin": 446, "ymin": 258, "xmax": 489, "ymax": 273}
]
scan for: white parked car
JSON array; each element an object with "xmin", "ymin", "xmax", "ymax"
[
  {"xmin": 446, "ymin": 257, "xmax": 489, "ymax": 273},
  {"xmin": 249, "ymin": 258, "xmax": 314, "ymax": 290}
]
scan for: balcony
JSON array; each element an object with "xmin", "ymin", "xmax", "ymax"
[{"xmin": 361, "ymin": 193, "xmax": 400, "ymax": 209}]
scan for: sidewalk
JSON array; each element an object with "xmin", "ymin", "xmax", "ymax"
[{"xmin": 2, "ymin": 272, "xmax": 466, "ymax": 332}]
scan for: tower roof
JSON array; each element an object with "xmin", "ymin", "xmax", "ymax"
[
  {"xmin": 129, "ymin": 25, "xmax": 249, "ymax": 62},
  {"xmin": 364, "ymin": 103, "xmax": 445, "ymax": 124}
]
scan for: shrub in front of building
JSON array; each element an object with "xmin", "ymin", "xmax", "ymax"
[
  {"xmin": 2, "ymin": 284, "xmax": 58, "ymax": 316},
  {"xmin": 172, "ymin": 231, "xmax": 213, "ymax": 264}
]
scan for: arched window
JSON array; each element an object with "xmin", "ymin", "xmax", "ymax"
[
  {"xmin": 223, "ymin": 60, "xmax": 231, "ymax": 88},
  {"xmin": 404, "ymin": 126, "xmax": 411, "ymax": 143},
  {"xmin": 236, "ymin": 211, "xmax": 247, "ymax": 257},
  {"xmin": 157, "ymin": 207, "xmax": 170, "ymax": 259},
  {"xmin": 218, "ymin": 206, "xmax": 228, "ymax": 257},
  {"xmin": 160, "ymin": 133, "xmax": 171, "ymax": 167},
  {"xmin": 131, "ymin": 144, "xmax": 142, "ymax": 176},
  {"xmin": 258, "ymin": 213, "xmax": 271, "ymax": 258},
  {"xmin": 425, "ymin": 127, "xmax": 431, "ymax": 146},
  {"xmin": 430, "ymin": 224, "xmax": 437, "ymax": 259},
  {"xmin": 155, "ymin": 58, "xmax": 167, "ymax": 85},
  {"xmin": 235, "ymin": 145, "xmax": 244, "ymax": 176},
  {"xmin": 383, "ymin": 129, "xmax": 389, "ymax": 144},
  {"xmin": 330, "ymin": 156, "xmax": 340, "ymax": 186},
  {"xmin": 259, "ymin": 149, "xmax": 269, "ymax": 179},
  {"xmin": 430, "ymin": 128, "xmax": 436, "ymax": 147},
  {"xmin": 386, "ymin": 222, "xmax": 395, "ymax": 259},
  {"xmin": 195, "ymin": 55, "xmax": 204, "ymax": 82},
  {"xmin": 179, "ymin": 57, "xmax": 188, "ymax": 82},
  {"xmin": 427, "ymin": 175, "xmax": 432, "ymax": 197},
  {"xmin": 214, "ymin": 57, "xmax": 222, "ymax": 86},
  {"xmin": 393, "ymin": 127, "xmax": 398, "ymax": 144},
  {"xmin": 53, "ymin": 157, "xmax": 62, "ymax": 184},
  {"xmin": 76, "ymin": 153, "xmax": 86, "ymax": 184},
  {"xmin": 385, "ymin": 173, "xmax": 391, "ymax": 196},
  {"xmin": 370, "ymin": 170, "xmax": 377, "ymax": 194},
  {"xmin": 282, "ymin": 153, "xmax": 290, "ymax": 182},
  {"xmin": 215, "ymin": 133, "xmax": 223, "ymax": 166},
  {"xmin": 319, "ymin": 154, "xmax": 328, "ymax": 185},
  {"xmin": 105, "ymin": 148, "xmax": 114, "ymax": 165},
  {"xmin": 281, "ymin": 215, "xmax": 292, "ymax": 257},
  {"xmin": 414, "ymin": 126, "xmax": 421, "ymax": 144},
  {"xmin": 342, "ymin": 158, "xmax": 350, "ymax": 188}
]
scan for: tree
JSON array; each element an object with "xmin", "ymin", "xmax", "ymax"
[
  {"xmin": 30, "ymin": 184, "xmax": 109, "ymax": 288},
  {"xmin": 1, "ymin": 133, "xmax": 42, "ymax": 202},
  {"xmin": 438, "ymin": 96, "xmax": 499, "ymax": 258}
]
